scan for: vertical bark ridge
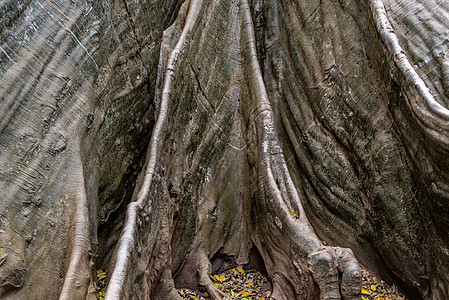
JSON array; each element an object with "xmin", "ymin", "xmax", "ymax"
[
  {"xmin": 370, "ymin": 0, "xmax": 449, "ymax": 133},
  {"xmin": 240, "ymin": 0, "xmax": 361, "ymax": 298},
  {"xmin": 59, "ymin": 146, "xmax": 93, "ymax": 300},
  {"xmin": 105, "ymin": 0, "xmax": 203, "ymax": 298},
  {"xmin": 369, "ymin": 1, "xmax": 449, "ymax": 297}
]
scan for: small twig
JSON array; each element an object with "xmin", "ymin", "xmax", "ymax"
[
  {"xmin": 46, "ymin": 0, "xmax": 83, "ymax": 36},
  {"xmin": 421, "ymin": 55, "xmax": 447, "ymax": 78}
]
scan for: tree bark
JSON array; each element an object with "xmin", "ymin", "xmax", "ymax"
[{"xmin": 0, "ymin": 0, "xmax": 448, "ymax": 299}]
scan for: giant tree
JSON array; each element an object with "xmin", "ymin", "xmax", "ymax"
[{"xmin": 0, "ymin": 0, "xmax": 448, "ymax": 299}]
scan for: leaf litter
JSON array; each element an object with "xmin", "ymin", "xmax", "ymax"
[
  {"xmin": 177, "ymin": 265, "xmax": 407, "ymax": 300},
  {"xmin": 95, "ymin": 269, "xmax": 107, "ymax": 300},
  {"xmin": 178, "ymin": 266, "xmax": 270, "ymax": 300},
  {"xmin": 360, "ymin": 267, "xmax": 406, "ymax": 300}
]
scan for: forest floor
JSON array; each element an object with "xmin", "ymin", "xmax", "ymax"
[
  {"xmin": 175, "ymin": 265, "xmax": 406, "ymax": 300},
  {"xmin": 94, "ymin": 264, "xmax": 406, "ymax": 299}
]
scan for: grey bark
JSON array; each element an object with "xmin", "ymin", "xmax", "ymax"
[{"xmin": 0, "ymin": 0, "xmax": 448, "ymax": 299}]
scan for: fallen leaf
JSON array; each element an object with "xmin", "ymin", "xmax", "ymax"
[
  {"xmin": 237, "ymin": 268, "xmax": 245, "ymax": 274},
  {"xmin": 371, "ymin": 284, "xmax": 377, "ymax": 291},
  {"xmin": 290, "ymin": 211, "xmax": 299, "ymax": 219},
  {"xmin": 362, "ymin": 288, "xmax": 371, "ymax": 295},
  {"xmin": 259, "ymin": 298, "xmax": 265, "ymax": 300},
  {"xmin": 361, "ymin": 296, "xmax": 369, "ymax": 300},
  {"xmin": 213, "ymin": 282, "xmax": 219, "ymax": 288},
  {"xmin": 246, "ymin": 282, "xmax": 252, "ymax": 287},
  {"xmin": 98, "ymin": 274, "xmax": 106, "ymax": 281},
  {"xmin": 242, "ymin": 291, "xmax": 251, "ymax": 297},
  {"xmin": 231, "ymin": 290, "xmax": 235, "ymax": 298},
  {"xmin": 213, "ymin": 274, "xmax": 220, "ymax": 282},
  {"xmin": 219, "ymin": 274, "xmax": 226, "ymax": 282}
]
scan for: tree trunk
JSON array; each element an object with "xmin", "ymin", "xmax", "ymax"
[{"xmin": 0, "ymin": 0, "xmax": 448, "ymax": 299}]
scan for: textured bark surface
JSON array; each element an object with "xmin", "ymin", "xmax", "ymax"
[{"xmin": 1, "ymin": 0, "xmax": 448, "ymax": 299}]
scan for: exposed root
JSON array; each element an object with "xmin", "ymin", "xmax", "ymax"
[
  {"xmin": 239, "ymin": 0, "xmax": 361, "ymax": 298},
  {"xmin": 196, "ymin": 250, "xmax": 229, "ymax": 300},
  {"xmin": 105, "ymin": 0, "xmax": 363, "ymax": 298},
  {"xmin": 335, "ymin": 247, "xmax": 362, "ymax": 299},
  {"xmin": 105, "ymin": 0, "xmax": 204, "ymax": 298},
  {"xmin": 308, "ymin": 248, "xmax": 340, "ymax": 300},
  {"xmin": 307, "ymin": 247, "xmax": 361, "ymax": 300},
  {"xmin": 370, "ymin": 0, "xmax": 449, "ymax": 142},
  {"xmin": 270, "ymin": 276, "xmax": 289, "ymax": 300},
  {"xmin": 0, "ymin": 216, "xmax": 26, "ymax": 296},
  {"xmin": 59, "ymin": 149, "xmax": 92, "ymax": 300},
  {"xmin": 152, "ymin": 269, "xmax": 183, "ymax": 300}
]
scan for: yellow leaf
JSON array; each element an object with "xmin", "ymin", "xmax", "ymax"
[
  {"xmin": 213, "ymin": 274, "xmax": 220, "ymax": 282},
  {"xmin": 361, "ymin": 288, "xmax": 371, "ymax": 295},
  {"xmin": 371, "ymin": 284, "xmax": 377, "ymax": 291},
  {"xmin": 290, "ymin": 211, "xmax": 299, "ymax": 219},
  {"xmin": 237, "ymin": 268, "xmax": 245, "ymax": 274},
  {"xmin": 374, "ymin": 296, "xmax": 386, "ymax": 300},
  {"xmin": 213, "ymin": 282, "xmax": 219, "ymax": 288},
  {"xmin": 259, "ymin": 298, "xmax": 265, "ymax": 300},
  {"xmin": 219, "ymin": 274, "xmax": 226, "ymax": 282},
  {"xmin": 97, "ymin": 270, "xmax": 106, "ymax": 277},
  {"xmin": 231, "ymin": 290, "xmax": 235, "ymax": 297},
  {"xmin": 242, "ymin": 291, "xmax": 251, "ymax": 297},
  {"xmin": 98, "ymin": 274, "xmax": 106, "ymax": 281},
  {"xmin": 210, "ymin": 275, "xmax": 216, "ymax": 281},
  {"xmin": 99, "ymin": 291, "xmax": 105, "ymax": 296}
]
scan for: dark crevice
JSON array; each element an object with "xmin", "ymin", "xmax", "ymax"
[
  {"xmin": 95, "ymin": 142, "xmax": 150, "ymax": 269},
  {"xmin": 122, "ymin": 0, "xmax": 143, "ymax": 60},
  {"xmin": 189, "ymin": 63, "xmax": 212, "ymax": 108},
  {"xmin": 210, "ymin": 250, "xmax": 237, "ymax": 275},
  {"xmin": 252, "ymin": 0, "xmax": 266, "ymax": 72},
  {"xmin": 302, "ymin": 0, "xmax": 322, "ymax": 28},
  {"xmin": 249, "ymin": 246, "xmax": 268, "ymax": 276},
  {"xmin": 209, "ymin": 246, "xmax": 268, "ymax": 277}
]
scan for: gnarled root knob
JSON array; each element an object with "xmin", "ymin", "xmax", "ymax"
[
  {"xmin": 308, "ymin": 246, "xmax": 361, "ymax": 300},
  {"xmin": 335, "ymin": 247, "xmax": 362, "ymax": 300}
]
